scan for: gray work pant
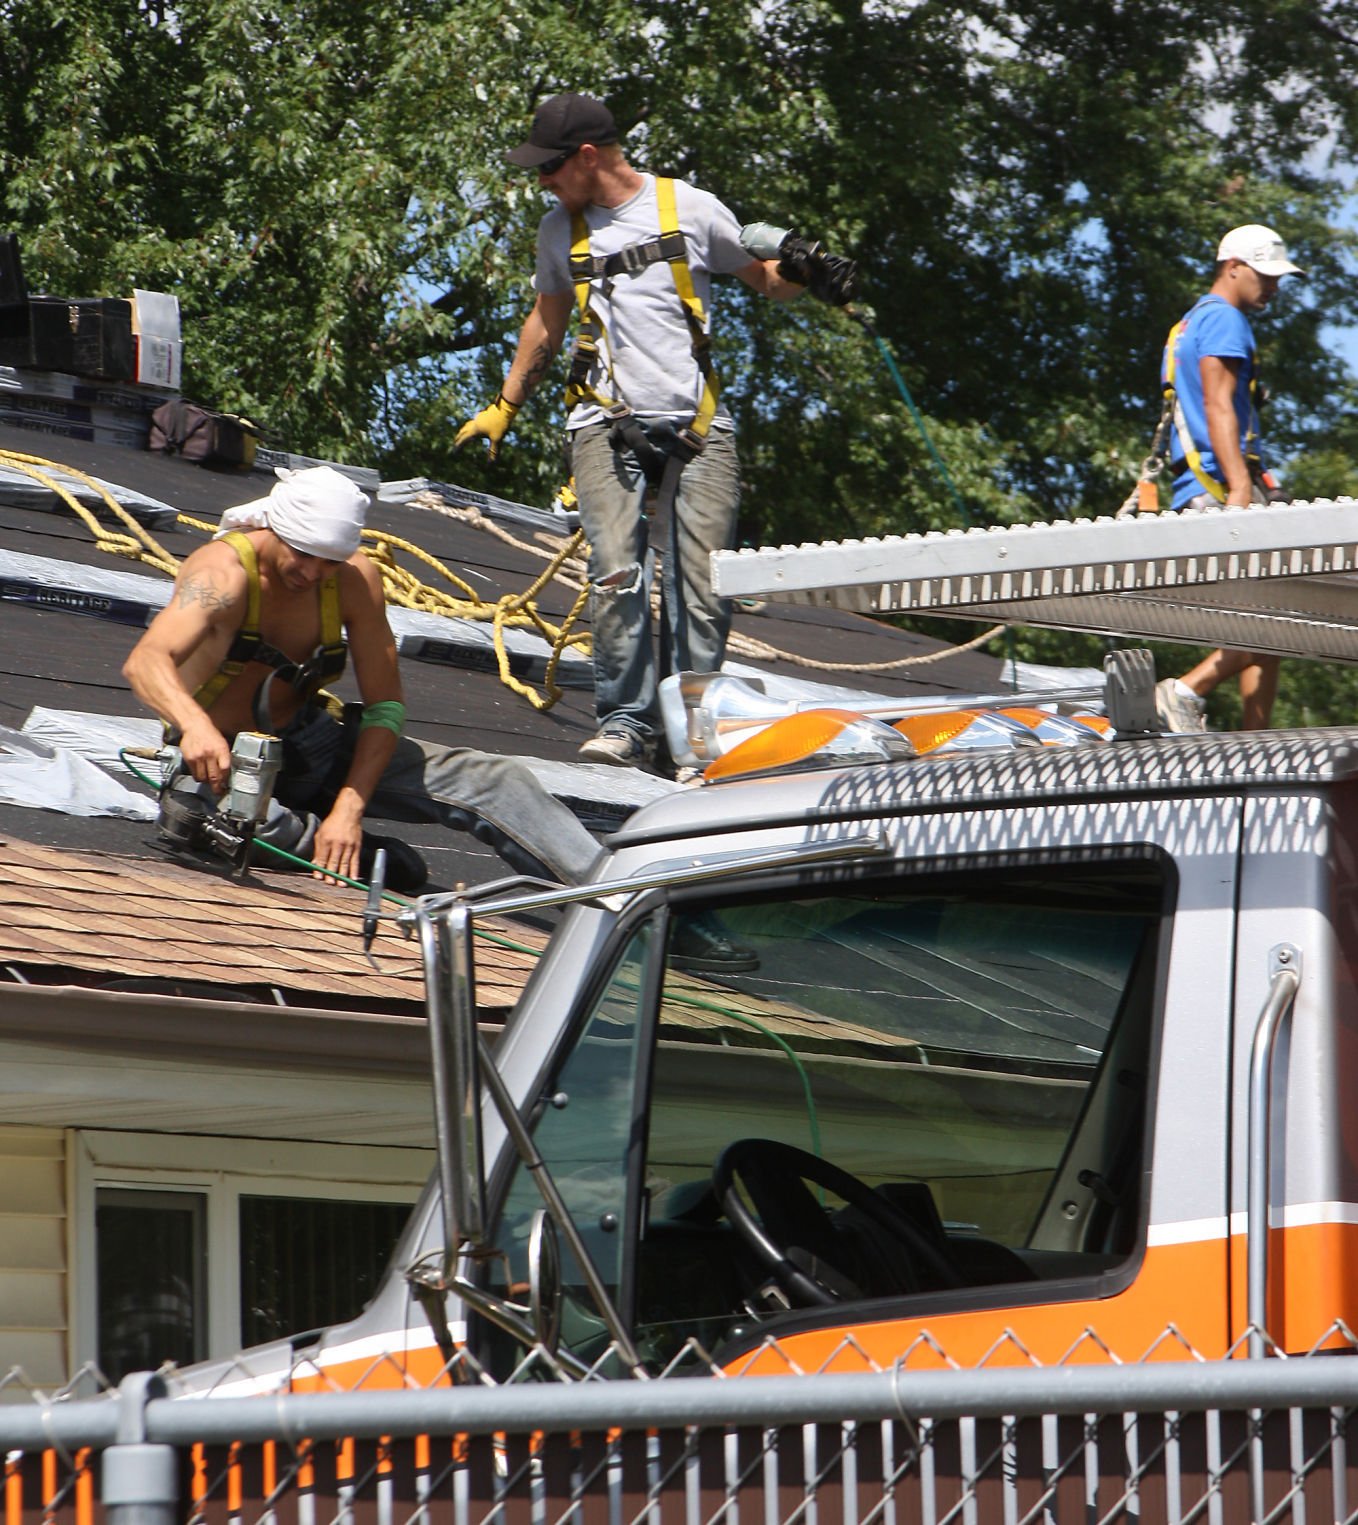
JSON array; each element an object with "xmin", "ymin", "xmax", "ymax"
[{"xmin": 570, "ymin": 421, "xmax": 741, "ymax": 744}]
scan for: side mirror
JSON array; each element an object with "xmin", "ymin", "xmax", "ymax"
[
  {"xmin": 420, "ymin": 902, "xmax": 486, "ymax": 1273},
  {"xmin": 527, "ymin": 1209, "xmax": 562, "ymax": 1354}
]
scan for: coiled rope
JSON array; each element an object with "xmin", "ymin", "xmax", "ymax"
[
  {"xmin": 1, "ymin": 444, "xmax": 1002, "ymax": 699},
  {"xmin": 411, "ymin": 490, "xmax": 1006, "ymax": 673},
  {"xmin": 0, "ymin": 448, "xmax": 590, "ymax": 710}
]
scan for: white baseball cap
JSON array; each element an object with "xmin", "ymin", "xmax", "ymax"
[{"xmin": 1216, "ymin": 224, "xmax": 1305, "ymax": 277}]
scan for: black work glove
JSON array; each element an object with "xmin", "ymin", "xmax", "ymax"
[{"xmin": 776, "ymin": 233, "xmax": 858, "ymax": 306}]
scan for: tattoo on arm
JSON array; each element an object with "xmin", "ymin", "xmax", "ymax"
[
  {"xmin": 177, "ymin": 574, "xmax": 233, "ymax": 612},
  {"xmin": 521, "ymin": 341, "xmax": 555, "ymax": 394}
]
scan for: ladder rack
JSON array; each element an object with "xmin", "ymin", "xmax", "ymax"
[{"xmin": 711, "ymin": 499, "xmax": 1358, "ymax": 662}]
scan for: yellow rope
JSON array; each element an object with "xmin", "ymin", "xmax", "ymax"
[
  {"xmin": 413, "ymin": 489, "xmax": 1008, "ymax": 675},
  {"xmin": 5, "ymin": 443, "xmax": 1002, "ymax": 700},
  {"xmin": 0, "ymin": 448, "xmax": 180, "ymax": 576},
  {"xmin": 3, "ymin": 450, "xmax": 591, "ymax": 712}
]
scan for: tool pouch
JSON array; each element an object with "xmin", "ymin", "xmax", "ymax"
[{"xmin": 149, "ymin": 399, "xmax": 258, "ymax": 470}]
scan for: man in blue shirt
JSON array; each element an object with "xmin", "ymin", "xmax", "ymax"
[{"xmin": 1154, "ymin": 224, "xmax": 1304, "ymax": 732}]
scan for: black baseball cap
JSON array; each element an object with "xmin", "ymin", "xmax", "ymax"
[{"xmin": 506, "ymin": 93, "xmax": 619, "ymax": 167}]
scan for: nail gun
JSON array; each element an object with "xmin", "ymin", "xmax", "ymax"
[{"xmin": 156, "ymin": 731, "xmax": 284, "ymax": 876}]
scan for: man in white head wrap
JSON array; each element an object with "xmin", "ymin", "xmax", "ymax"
[
  {"xmin": 215, "ymin": 466, "xmax": 368, "ymax": 561},
  {"xmin": 124, "ymin": 466, "xmax": 602, "ymax": 891}
]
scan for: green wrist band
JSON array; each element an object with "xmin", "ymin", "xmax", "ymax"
[{"xmin": 359, "ymin": 699, "xmax": 406, "ymax": 737}]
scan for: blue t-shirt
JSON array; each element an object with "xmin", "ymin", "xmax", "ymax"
[{"xmin": 1160, "ymin": 295, "xmax": 1260, "ymax": 508}]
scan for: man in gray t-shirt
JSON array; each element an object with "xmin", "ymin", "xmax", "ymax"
[{"xmin": 456, "ymin": 93, "xmax": 852, "ymax": 773}]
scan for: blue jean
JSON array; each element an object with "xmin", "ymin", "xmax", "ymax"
[
  {"xmin": 168, "ymin": 709, "xmax": 603, "ymax": 885},
  {"xmin": 570, "ymin": 422, "xmax": 741, "ymax": 743}
]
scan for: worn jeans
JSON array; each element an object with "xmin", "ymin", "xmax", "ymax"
[
  {"xmin": 168, "ymin": 708, "xmax": 602, "ymax": 885},
  {"xmin": 570, "ymin": 422, "xmax": 741, "ymax": 743}
]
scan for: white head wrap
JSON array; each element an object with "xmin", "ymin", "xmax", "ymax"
[{"xmin": 215, "ymin": 466, "xmax": 369, "ymax": 560}]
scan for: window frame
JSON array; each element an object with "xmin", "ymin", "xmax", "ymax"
[
  {"xmin": 72, "ymin": 1130, "xmax": 429, "ymax": 1373},
  {"xmin": 473, "ymin": 842, "xmax": 1176, "ymax": 1374},
  {"xmin": 474, "ymin": 907, "xmax": 670, "ymax": 1370},
  {"xmin": 626, "ymin": 844, "xmax": 1176, "ymax": 1355}
]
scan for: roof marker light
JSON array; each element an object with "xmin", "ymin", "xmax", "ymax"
[
  {"xmin": 998, "ymin": 707, "xmax": 1110, "ymax": 746},
  {"xmin": 893, "ymin": 709, "xmax": 1044, "ymax": 755},
  {"xmin": 704, "ymin": 709, "xmax": 916, "ymax": 783}
]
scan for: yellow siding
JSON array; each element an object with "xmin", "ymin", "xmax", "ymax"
[{"xmin": 0, "ymin": 1129, "xmax": 65, "ymax": 1394}]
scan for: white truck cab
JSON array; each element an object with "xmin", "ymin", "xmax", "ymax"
[
  {"xmin": 176, "ymin": 716, "xmax": 1358, "ymax": 1396},
  {"xmin": 175, "ymin": 502, "xmax": 1358, "ymax": 1395}
]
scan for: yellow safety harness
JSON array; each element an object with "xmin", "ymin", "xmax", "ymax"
[
  {"xmin": 192, "ymin": 530, "xmax": 346, "ymax": 717},
  {"xmin": 1161, "ymin": 297, "xmax": 1262, "ymax": 504},
  {"xmin": 565, "ymin": 176, "xmax": 720, "ymax": 453}
]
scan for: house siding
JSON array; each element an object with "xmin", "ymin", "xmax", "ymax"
[{"xmin": 0, "ymin": 1127, "xmax": 66, "ymax": 1392}]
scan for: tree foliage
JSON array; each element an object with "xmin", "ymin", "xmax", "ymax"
[{"xmin": 4, "ymin": 0, "xmax": 1358, "ymax": 712}]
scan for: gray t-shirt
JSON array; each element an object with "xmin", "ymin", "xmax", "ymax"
[{"xmin": 535, "ymin": 173, "xmax": 751, "ymax": 429}]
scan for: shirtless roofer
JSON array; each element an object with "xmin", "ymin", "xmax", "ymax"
[{"xmin": 123, "ymin": 466, "xmax": 603, "ymax": 891}]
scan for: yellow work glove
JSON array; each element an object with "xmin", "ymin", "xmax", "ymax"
[{"xmin": 454, "ymin": 393, "xmax": 520, "ymax": 461}]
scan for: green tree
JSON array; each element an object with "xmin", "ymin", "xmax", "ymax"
[{"xmin": 4, "ymin": 0, "xmax": 1358, "ymax": 715}]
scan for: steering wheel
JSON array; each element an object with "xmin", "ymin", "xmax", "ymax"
[{"xmin": 713, "ymin": 1137, "xmax": 964, "ymax": 1307}]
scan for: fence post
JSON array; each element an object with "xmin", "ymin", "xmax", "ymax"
[{"xmin": 101, "ymin": 1373, "xmax": 177, "ymax": 1525}]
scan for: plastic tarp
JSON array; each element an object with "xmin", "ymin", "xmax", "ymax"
[
  {"xmin": 18, "ymin": 707, "xmax": 669, "ymax": 831},
  {"xmin": 0, "ymin": 720, "xmax": 157, "ymax": 820},
  {"xmin": 0, "ymin": 461, "xmax": 179, "ymax": 530}
]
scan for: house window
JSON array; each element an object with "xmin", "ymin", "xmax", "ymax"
[
  {"xmin": 77, "ymin": 1133, "xmax": 429, "ymax": 1381},
  {"xmin": 96, "ymin": 1189, "xmax": 206, "ymax": 1380},
  {"xmin": 238, "ymin": 1195, "xmax": 414, "ymax": 1348}
]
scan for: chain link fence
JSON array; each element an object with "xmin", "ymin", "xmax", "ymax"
[{"xmin": 8, "ymin": 1326, "xmax": 1358, "ymax": 1525}]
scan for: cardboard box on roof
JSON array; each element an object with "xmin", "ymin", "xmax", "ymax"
[{"xmin": 131, "ymin": 289, "xmax": 182, "ymax": 390}]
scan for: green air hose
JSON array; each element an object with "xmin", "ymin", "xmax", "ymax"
[
  {"xmin": 849, "ymin": 304, "xmax": 974, "ymax": 527},
  {"xmin": 118, "ymin": 746, "xmax": 410, "ymax": 905}
]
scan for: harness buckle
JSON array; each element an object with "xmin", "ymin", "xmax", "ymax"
[
  {"xmin": 602, "ymin": 401, "xmax": 634, "ymax": 422},
  {"xmin": 675, "ymin": 426, "xmax": 708, "ymax": 459},
  {"xmin": 619, "ymin": 241, "xmax": 652, "ymax": 275}
]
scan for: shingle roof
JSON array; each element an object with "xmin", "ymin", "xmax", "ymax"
[
  {"xmin": 0, "ymin": 415, "xmax": 1005, "ymax": 1009},
  {"xmin": 0, "ymin": 836, "xmax": 545, "ymax": 1014}
]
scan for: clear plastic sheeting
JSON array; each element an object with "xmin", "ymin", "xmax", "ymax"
[
  {"xmin": 0, "ymin": 724, "xmax": 156, "ymax": 820},
  {"xmin": 0, "ymin": 460, "xmax": 179, "ymax": 530},
  {"xmin": 0, "ymin": 545, "xmax": 173, "ymax": 618},
  {"xmin": 20, "ymin": 707, "xmax": 161, "ymax": 773}
]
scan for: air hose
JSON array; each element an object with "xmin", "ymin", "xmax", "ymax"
[
  {"xmin": 847, "ymin": 304, "xmax": 974, "ymax": 527},
  {"xmin": 118, "ymin": 745, "xmax": 410, "ymax": 904}
]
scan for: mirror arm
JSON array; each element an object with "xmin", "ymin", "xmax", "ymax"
[{"xmin": 475, "ymin": 1029, "xmax": 650, "ymax": 1379}]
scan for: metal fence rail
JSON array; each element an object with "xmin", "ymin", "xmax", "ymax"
[{"xmin": 9, "ymin": 1353, "xmax": 1358, "ymax": 1525}]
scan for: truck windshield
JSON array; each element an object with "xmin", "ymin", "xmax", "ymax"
[{"xmin": 484, "ymin": 857, "xmax": 1164, "ymax": 1372}]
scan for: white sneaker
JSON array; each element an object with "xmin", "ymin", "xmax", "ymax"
[
  {"xmin": 578, "ymin": 728, "xmax": 655, "ymax": 768},
  {"xmin": 1155, "ymin": 678, "xmax": 1208, "ymax": 734}
]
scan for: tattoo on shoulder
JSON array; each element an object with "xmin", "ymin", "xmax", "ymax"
[{"xmin": 177, "ymin": 574, "xmax": 233, "ymax": 612}]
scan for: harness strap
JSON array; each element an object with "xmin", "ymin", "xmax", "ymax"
[
  {"xmin": 568, "ymin": 230, "xmax": 688, "ymax": 282},
  {"xmin": 190, "ymin": 530, "xmax": 347, "ymax": 715},
  {"xmin": 563, "ymin": 177, "xmax": 720, "ymax": 440},
  {"xmin": 1161, "ymin": 298, "xmax": 1261, "ymax": 505},
  {"xmin": 657, "ymin": 175, "xmax": 719, "ymax": 443}
]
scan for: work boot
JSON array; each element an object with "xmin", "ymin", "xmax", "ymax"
[
  {"xmin": 669, "ymin": 913, "xmax": 760, "ymax": 975},
  {"xmin": 359, "ymin": 832, "xmax": 429, "ymax": 895},
  {"xmin": 578, "ymin": 726, "xmax": 656, "ymax": 769},
  {"xmin": 1155, "ymin": 678, "xmax": 1208, "ymax": 734}
]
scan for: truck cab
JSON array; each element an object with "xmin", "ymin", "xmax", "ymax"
[
  {"xmin": 191, "ymin": 714, "xmax": 1357, "ymax": 1399},
  {"xmin": 456, "ymin": 724, "xmax": 1357, "ymax": 1379}
]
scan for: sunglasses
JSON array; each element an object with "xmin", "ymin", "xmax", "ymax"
[{"xmin": 537, "ymin": 146, "xmax": 581, "ymax": 177}]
